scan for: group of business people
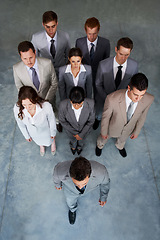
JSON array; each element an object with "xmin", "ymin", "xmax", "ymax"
[{"xmin": 13, "ymin": 10, "xmax": 154, "ymax": 224}]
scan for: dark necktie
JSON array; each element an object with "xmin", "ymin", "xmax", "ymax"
[
  {"xmin": 127, "ymin": 101, "xmax": 134, "ymax": 122},
  {"xmin": 115, "ymin": 65, "xmax": 123, "ymax": 89},
  {"xmin": 76, "ymin": 185, "xmax": 86, "ymax": 194},
  {"xmin": 50, "ymin": 39, "xmax": 56, "ymax": 59},
  {"xmin": 30, "ymin": 67, "xmax": 40, "ymax": 90},
  {"xmin": 90, "ymin": 43, "xmax": 95, "ymax": 62}
]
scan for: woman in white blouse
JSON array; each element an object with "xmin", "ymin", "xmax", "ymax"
[
  {"xmin": 58, "ymin": 48, "xmax": 92, "ymax": 101},
  {"xmin": 14, "ymin": 86, "xmax": 56, "ymax": 156}
]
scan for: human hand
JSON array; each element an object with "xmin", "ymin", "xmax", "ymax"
[
  {"xmin": 130, "ymin": 134, "xmax": 138, "ymax": 139},
  {"xmin": 101, "ymin": 134, "xmax": 108, "ymax": 140},
  {"xmin": 99, "ymin": 199, "xmax": 107, "ymax": 207},
  {"xmin": 74, "ymin": 134, "xmax": 82, "ymax": 140},
  {"xmin": 55, "ymin": 186, "xmax": 62, "ymax": 190},
  {"xmin": 51, "ymin": 136, "xmax": 55, "ymax": 139},
  {"xmin": 26, "ymin": 138, "xmax": 32, "ymax": 142}
]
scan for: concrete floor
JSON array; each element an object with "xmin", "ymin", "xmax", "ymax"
[{"xmin": 0, "ymin": 0, "xmax": 160, "ymax": 240}]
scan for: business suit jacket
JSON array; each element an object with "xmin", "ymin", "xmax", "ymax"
[
  {"xmin": 96, "ymin": 57, "xmax": 138, "ymax": 102},
  {"xmin": 53, "ymin": 160, "xmax": 110, "ymax": 203},
  {"xmin": 101, "ymin": 89, "xmax": 154, "ymax": 141},
  {"xmin": 31, "ymin": 30, "xmax": 70, "ymax": 73},
  {"xmin": 13, "ymin": 57, "xmax": 58, "ymax": 104},
  {"xmin": 59, "ymin": 98, "xmax": 95, "ymax": 139},
  {"xmin": 58, "ymin": 64, "xmax": 92, "ymax": 100},
  {"xmin": 76, "ymin": 36, "xmax": 110, "ymax": 81}
]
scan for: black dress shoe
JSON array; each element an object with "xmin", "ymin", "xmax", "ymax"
[
  {"xmin": 56, "ymin": 123, "xmax": 63, "ymax": 132},
  {"xmin": 71, "ymin": 148, "xmax": 76, "ymax": 155},
  {"xmin": 77, "ymin": 148, "xmax": 82, "ymax": 155},
  {"xmin": 95, "ymin": 146, "xmax": 102, "ymax": 156},
  {"xmin": 93, "ymin": 119, "xmax": 100, "ymax": 130},
  {"xmin": 118, "ymin": 148, "xmax": 127, "ymax": 157},
  {"xmin": 68, "ymin": 210, "xmax": 76, "ymax": 225}
]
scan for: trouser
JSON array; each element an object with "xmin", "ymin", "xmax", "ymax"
[
  {"xmin": 69, "ymin": 134, "xmax": 84, "ymax": 150},
  {"xmin": 97, "ymin": 134, "xmax": 128, "ymax": 150},
  {"xmin": 63, "ymin": 187, "xmax": 81, "ymax": 212}
]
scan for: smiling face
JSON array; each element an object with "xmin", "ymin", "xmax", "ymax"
[
  {"xmin": 20, "ymin": 49, "xmax": 36, "ymax": 68},
  {"xmin": 85, "ymin": 26, "xmax": 99, "ymax": 42},
  {"xmin": 115, "ymin": 46, "xmax": 131, "ymax": 65},
  {"xmin": 69, "ymin": 56, "xmax": 82, "ymax": 70},
  {"xmin": 127, "ymin": 86, "xmax": 146, "ymax": 103},
  {"xmin": 72, "ymin": 176, "xmax": 90, "ymax": 189},
  {"xmin": 43, "ymin": 20, "xmax": 58, "ymax": 38},
  {"xmin": 22, "ymin": 98, "xmax": 36, "ymax": 112}
]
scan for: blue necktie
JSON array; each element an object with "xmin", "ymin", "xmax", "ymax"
[
  {"xmin": 30, "ymin": 67, "xmax": 40, "ymax": 90},
  {"xmin": 90, "ymin": 43, "xmax": 95, "ymax": 62},
  {"xmin": 127, "ymin": 101, "xmax": 134, "ymax": 122}
]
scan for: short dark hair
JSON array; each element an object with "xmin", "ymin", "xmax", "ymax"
[
  {"xmin": 85, "ymin": 17, "xmax": 100, "ymax": 31},
  {"xmin": 18, "ymin": 41, "xmax": 35, "ymax": 55},
  {"xmin": 117, "ymin": 37, "xmax": 133, "ymax": 50},
  {"xmin": 68, "ymin": 47, "xmax": 82, "ymax": 59},
  {"xmin": 43, "ymin": 11, "xmax": 58, "ymax": 24},
  {"xmin": 129, "ymin": 73, "xmax": 148, "ymax": 91},
  {"xmin": 69, "ymin": 157, "xmax": 92, "ymax": 181},
  {"xmin": 69, "ymin": 86, "xmax": 85, "ymax": 104}
]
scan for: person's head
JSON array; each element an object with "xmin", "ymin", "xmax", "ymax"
[
  {"xmin": 68, "ymin": 48, "xmax": 83, "ymax": 69},
  {"xmin": 69, "ymin": 157, "xmax": 92, "ymax": 189},
  {"xmin": 17, "ymin": 86, "xmax": 45, "ymax": 119},
  {"xmin": 42, "ymin": 11, "xmax": 58, "ymax": 38},
  {"xmin": 85, "ymin": 17, "xmax": 100, "ymax": 42},
  {"xmin": 127, "ymin": 73, "xmax": 148, "ymax": 103},
  {"xmin": 69, "ymin": 86, "xmax": 85, "ymax": 110},
  {"xmin": 18, "ymin": 41, "xmax": 36, "ymax": 68},
  {"xmin": 115, "ymin": 37, "xmax": 133, "ymax": 65}
]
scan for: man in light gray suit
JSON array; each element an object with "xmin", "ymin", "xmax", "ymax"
[
  {"xmin": 31, "ymin": 11, "xmax": 70, "ymax": 77},
  {"xmin": 59, "ymin": 87, "xmax": 95, "ymax": 155},
  {"xmin": 13, "ymin": 41, "xmax": 57, "ymax": 112},
  {"xmin": 96, "ymin": 73, "xmax": 154, "ymax": 158},
  {"xmin": 75, "ymin": 17, "xmax": 110, "ymax": 93},
  {"xmin": 53, "ymin": 156, "xmax": 110, "ymax": 224},
  {"xmin": 94, "ymin": 37, "xmax": 138, "ymax": 130}
]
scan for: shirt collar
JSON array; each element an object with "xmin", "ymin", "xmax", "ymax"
[
  {"xmin": 46, "ymin": 31, "xmax": 57, "ymax": 42},
  {"xmin": 114, "ymin": 56, "xmax": 127, "ymax": 68},
  {"xmin": 26, "ymin": 58, "xmax": 38, "ymax": 71},
  {"xmin": 87, "ymin": 37, "xmax": 98, "ymax": 47},
  {"xmin": 65, "ymin": 64, "xmax": 86, "ymax": 74}
]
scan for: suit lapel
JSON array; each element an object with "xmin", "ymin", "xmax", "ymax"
[
  {"xmin": 83, "ymin": 37, "xmax": 91, "ymax": 64},
  {"xmin": 37, "ymin": 58, "xmax": 43, "ymax": 90},
  {"xmin": 119, "ymin": 91, "xmax": 127, "ymax": 124}
]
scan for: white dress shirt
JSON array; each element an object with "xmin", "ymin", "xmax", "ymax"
[
  {"xmin": 46, "ymin": 31, "xmax": 57, "ymax": 52},
  {"xmin": 125, "ymin": 90, "xmax": 138, "ymax": 117},
  {"xmin": 87, "ymin": 37, "xmax": 98, "ymax": 52},
  {"xmin": 65, "ymin": 64, "xmax": 86, "ymax": 86},
  {"xmin": 72, "ymin": 104, "xmax": 83, "ymax": 122},
  {"xmin": 113, "ymin": 57, "xmax": 127, "ymax": 80}
]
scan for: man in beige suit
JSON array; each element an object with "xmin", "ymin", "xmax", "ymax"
[
  {"xmin": 13, "ymin": 41, "xmax": 58, "ymax": 114},
  {"xmin": 96, "ymin": 73, "xmax": 154, "ymax": 157}
]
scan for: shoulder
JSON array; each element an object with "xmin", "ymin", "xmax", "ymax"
[
  {"xmin": 127, "ymin": 58, "xmax": 138, "ymax": 66},
  {"xmin": 54, "ymin": 160, "xmax": 72, "ymax": 176},
  {"xmin": 98, "ymin": 36, "xmax": 110, "ymax": 44},
  {"xmin": 42, "ymin": 101, "xmax": 52, "ymax": 110},
  {"xmin": 57, "ymin": 30, "xmax": 70, "ymax": 39},
  {"xmin": 83, "ymin": 64, "xmax": 92, "ymax": 72},
  {"xmin": 59, "ymin": 99, "xmax": 70, "ymax": 109},
  {"xmin": 90, "ymin": 160, "xmax": 108, "ymax": 176},
  {"xmin": 99, "ymin": 57, "xmax": 113, "ymax": 67},
  {"xmin": 76, "ymin": 37, "xmax": 86, "ymax": 42},
  {"xmin": 32, "ymin": 30, "xmax": 45, "ymax": 39},
  {"xmin": 59, "ymin": 65, "xmax": 67, "ymax": 74},
  {"xmin": 142, "ymin": 92, "xmax": 154, "ymax": 104},
  {"xmin": 108, "ymin": 89, "xmax": 126, "ymax": 100},
  {"xmin": 13, "ymin": 61, "xmax": 23, "ymax": 70},
  {"xmin": 84, "ymin": 98, "xmax": 94, "ymax": 108},
  {"xmin": 37, "ymin": 57, "xmax": 52, "ymax": 66}
]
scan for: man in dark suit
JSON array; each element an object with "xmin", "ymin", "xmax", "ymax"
[
  {"xmin": 53, "ymin": 156, "xmax": 110, "ymax": 224},
  {"xmin": 94, "ymin": 37, "xmax": 138, "ymax": 129},
  {"xmin": 59, "ymin": 86, "xmax": 95, "ymax": 155},
  {"xmin": 31, "ymin": 11, "xmax": 70, "ymax": 77},
  {"xmin": 75, "ymin": 17, "xmax": 110, "ymax": 93},
  {"xmin": 96, "ymin": 73, "xmax": 154, "ymax": 157}
]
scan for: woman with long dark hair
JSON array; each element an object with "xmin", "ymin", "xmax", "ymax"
[{"xmin": 14, "ymin": 86, "xmax": 56, "ymax": 156}]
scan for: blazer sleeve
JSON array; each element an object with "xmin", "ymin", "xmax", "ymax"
[
  {"xmin": 58, "ymin": 67, "xmax": 67, "ymax": 101},
  {"xmin": 13, "ymin": 65, "xmax": 24, "ymax": 91},
  {"xmin": 43, "ymin": 102, "xmax": 57, "ymax": 137},
  {"xmin": 99, "ymin": 167, "xmax": 110, "ymax": 202},
  {"xmin": 133, "ymin": 95, "xmax": 154, "ymax": 136},
  {"xmin": 85, "ymin": 66, "xmax": 92, "ymax": 98},
  {"xmin": 45, "ymin": 62, "xmax": 58, "ymax": 102},
  {"xmin": 78, "ymin": 100, "xmax": 95, "ymax": 139},
  {"xmin": 95, "ymin": 62, "xmax": 107, "ymax": 101},
  {"xmin": 13, "ymin": 105, "xmax": 31, "ymax": 139},
  {"xmin": 100, "ymin": 96, "xmax": 113, "ymax": 137},
  {"xmin": 53, "ymin": 162, "xmax": 63, "ymax": 188}
]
